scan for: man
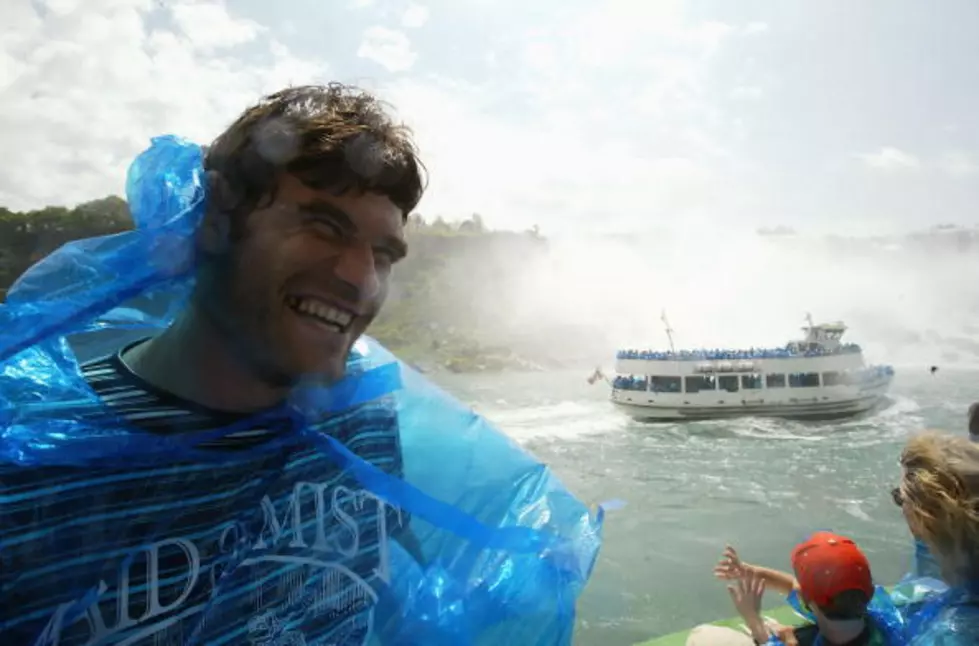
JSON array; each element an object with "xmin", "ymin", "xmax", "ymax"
[
  {"xmin": 716, "ymin": 533, "xmax": 886, "ymax": 646},
  {"xmin": 1, "ymin": 84, "xmax": 426, "ymax": 645}
]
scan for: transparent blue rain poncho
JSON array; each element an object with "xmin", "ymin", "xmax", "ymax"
[
  {"xmin": 782, "ymin": 585, "xmax": 908, "ymax": 646},
  {"xmin": 779, "ymin": 565, "xmax": 975, "ymax": 646},
  {"xmin": 893, "ymin": 548, "xmax": 979, "ymax": 646},
  {"xmin": 0, "ymin": 136, "xmax": 605, "ymax": 645},
  {"xmin": 901, "ymin": 581, "xmax": 979, "ymax": 645},
  {"xmin": 893, "ymin": 539, "xmax": 979, "ymax": 645}
]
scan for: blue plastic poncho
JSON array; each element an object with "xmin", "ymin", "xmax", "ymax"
[
  {"xmin": 900, "ymin": 580, "xmax": 979, "ymax": 646},
  {"xmin": 0, "ymin": 136, "xmax": 604, "ymax": 645},
  {"xmin": 784, "ymin": 585, "xmax": 908, "ymax": 646},
  {"xmin": 911, "ymin": 539, "xmax": 943, "ymax": 581}
]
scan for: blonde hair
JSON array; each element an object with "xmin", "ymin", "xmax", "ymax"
[{"xmin": 900, "ymin": 431, "xmax": 979, "ymax": 583}]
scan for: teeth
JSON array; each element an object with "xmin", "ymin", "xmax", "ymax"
[{"xmin": 286, "ymin": 296, "xmax": 354, "ymax": 329}]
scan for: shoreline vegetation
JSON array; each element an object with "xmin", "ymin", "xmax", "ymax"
[
  {"xmin": 5, "ymin": 199, "xmax": 979, "ymax": 373},
  {"xmin": 0, "ymin": 197, "xmax": 552, "ymax": 373}
]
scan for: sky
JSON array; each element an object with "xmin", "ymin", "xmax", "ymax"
[{"xmin": 0, "ymin": 0, "xmax": 977, "ymax": 236}]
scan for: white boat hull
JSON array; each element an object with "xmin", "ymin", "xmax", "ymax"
[
  {"xmin": 610, "ymin": 318, "xmax": 893, "ymax": 422},
  {"xmin": 610, "ymin": 377, "xmax": 892, "ymax": 422}
]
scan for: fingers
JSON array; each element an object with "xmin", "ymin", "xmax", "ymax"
[
  {"xmin": 737, "ymin": 575, "xmax": 750, "ymax": 596},
  {"xmin": 739, "ymin": 568, "xmax": 762, "ymax": 593},
  {"xmin": 727, "ymin": 584, "xmax": 741, "ymax": 604},
  {"xmin": 724, "ymin": 545, "xmax": 740, "ymax": 562},
  {"xmin": 713, "ymin": 566, "xmax": 734, "ymax": 579},
  {"xmin": 715, "ymin": 545, "xmax": 743, "ymax": 579}
]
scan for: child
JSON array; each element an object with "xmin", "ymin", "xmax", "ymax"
[{"xmin": 717, "ymin": 532, "xmax": 886, "ymax": 646}]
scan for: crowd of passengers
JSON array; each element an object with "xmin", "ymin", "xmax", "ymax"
[
  {"xmin": 617, "ymin": 343, "xmax": 862, "ymax": 361},
  {"xmin": 687, "ymin": 405, "xmax": 979, "ymax": 646},
  {"xmin": 613, "ymin": 366, "xmax": 893, "ymax": 394}
]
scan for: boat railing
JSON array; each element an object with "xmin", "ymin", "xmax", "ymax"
[
  {"xmin": 615, "ymin": 344, "xmax": 862, "ymax": 362},
  {"xmin": 611, "ymin": 364, "xmax": 893, "ymax": 392}
]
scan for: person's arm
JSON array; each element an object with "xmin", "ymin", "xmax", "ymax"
[
  {"xmin": 714, "ymin": 545, "xmax": 800, "ymax": 596},
  {"xmin": 744, "ymin": 564, "xmax": 799, "ymax": 597},
  {"xmin": 727, "ymin": 570, "xmax": 774, "ymax": 645}
]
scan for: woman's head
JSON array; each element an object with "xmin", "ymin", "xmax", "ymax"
[{"xmin": 899, "ymin": 431, "xmax": 979, "ymax": 584}]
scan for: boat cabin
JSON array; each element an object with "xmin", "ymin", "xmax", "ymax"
[{"xmin": 787, "ymin": 321, "xmax": 847, "ymax": 355}]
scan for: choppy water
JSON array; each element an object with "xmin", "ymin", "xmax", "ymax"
[{"xmin": 431, "ymin": 367, "xmax": 971, "ymax": 645}]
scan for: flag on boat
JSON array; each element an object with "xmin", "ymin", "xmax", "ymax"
[{"xmin": 587, "ymin": 367, "xmax": 606, "ymax": 385}]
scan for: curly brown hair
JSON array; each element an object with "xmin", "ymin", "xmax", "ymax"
[
  {"xmin": 204, "ymin": 83, "xmax": 425, "ymax": 228},
  {"xmin": 900, "ymin": 431, "xmax": 979, "ymax": 583}
]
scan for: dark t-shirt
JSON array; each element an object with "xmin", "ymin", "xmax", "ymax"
[
  {"xmin": 792, "ymin": 619, "xmax": 885, "ymax": 646},
  {"xmin": 1, "ymin": 343, "xmax": 411, "ymax": 645}
]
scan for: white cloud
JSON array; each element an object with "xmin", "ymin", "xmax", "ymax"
[
  {"xmin": 522, "ymin": 40, "xmax": 558, "ymax": 73},
  {"xmin": 0, "ymin": 0, "xmax": 325, "ymax": 211},
  {"xmin": 381, "ymin": 78, "xmax": 726, "ymax": 233},
  {"xmin": 854, "ymin": 148, "xmax": 978, "ymax": 179},
  {"xmin": 354, "ymin": 1, "xmax": 757, "ymax": 233},
  {"xmin": 730, "ymin": 85, "xmax": 763, "ymax": 100},
  {"xmin": 357, "ymin": 26, "xmax": 416, "ymax": 72},
  {"xmin": 681, "ymin": 20, "xmax": 735, "ymax": 57},
  {"xmin": 3, "ymin": 0, "xmax": 964, "ymax": 238},
  {"xmin": 402, "ymin": 3, "xmax": 429, "ymax": 29},
  {"xmin": 938, "ymin": 151, "xmax": 979, "ymax": 179},
  {"xmin": 169, "ymin": 1, "xmax": 264, "ymax": 50},
  {"xmin": 855, "ymin": 146, "xmax": 922, "ymax": 172}
]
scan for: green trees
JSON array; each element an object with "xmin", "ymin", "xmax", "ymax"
[{"xmin": 0, "ymin": 197, "xmax": 132, "ymax": 298}]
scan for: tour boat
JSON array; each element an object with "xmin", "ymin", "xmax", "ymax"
[{"xmin": 605, "ymin": 315, "xmax": 893, "ymax": 421}]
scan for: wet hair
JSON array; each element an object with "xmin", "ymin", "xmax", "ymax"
[
  {"xmin": 817, "ymin": 589, "xmax": 871, "ymax": 621},
  {"xmin": 968, "ymin": 402, "xmax": 979, "ymax": 437},
  {"xmin": 203, "ymin": 83, "xmax": 426, "ymax": 227},
  {"xmin": 900, "ymin": 431, "xmax": 979, "ymax": 584}
]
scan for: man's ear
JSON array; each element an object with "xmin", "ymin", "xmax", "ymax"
[{"xmin": 197, "ymin": 170, "xmax": 235, "ymax": 255}]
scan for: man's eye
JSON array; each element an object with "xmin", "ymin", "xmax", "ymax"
[
  {"xmin": 373, "ymin": 247, "xmax": 399, "ymax": 266},
  {"xmin": 310, "ymin": 219, "xmax": 343, "ymax": 237}
]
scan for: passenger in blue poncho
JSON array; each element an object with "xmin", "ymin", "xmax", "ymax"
[
  {"xmin": 894, "ymin": 431, "xmax": 979, "ymax": 645},
  {"xmin": 0, "ymin": 85, "xmax": 457, "ymax": 645},
  {"xmin": 907, "ymin": 405, "xmax": 979, "ymax": 582}
]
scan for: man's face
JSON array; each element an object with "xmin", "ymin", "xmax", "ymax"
[{"xmin": 203, "ymin": 173, "xmax": 407, "ymax": 384}]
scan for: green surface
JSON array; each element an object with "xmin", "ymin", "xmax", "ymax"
[
  {"xmin": 633, "ymin": 603, "xmax": 805, "ymax": 646},
  {"xmin": 632, "ymin": 583, "xmax": 924, "ymax": 646}
]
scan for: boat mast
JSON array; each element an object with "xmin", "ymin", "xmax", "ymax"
[{"xmin": 661, "ymin": 310, "xmax": 677, "ymax": 355}]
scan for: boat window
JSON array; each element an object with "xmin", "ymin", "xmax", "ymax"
[
  {"xmin": 766, "ymin": 373, "xmax": 786, "ymax": 388},
  {"xmin": 822, "ymin": 371, "xmax": 844, "ymax": 386},
  {"xmin": 718, "ymin": 375, "xmax": 739, "ymax": 392},
  {"xmin": 789, "ymin": 372, "xmax": 820, "ymax": 388},
  {"xmin": 741, "ymin": 374, "xmax": 763, "ymax": 389},
  {"xmin": 685, "ymin": 375, "xmax": 716, "ymax": 393},
  {"xmin": 650, "ymin": 376, "xmax": 682, "ymax": 393},
  {"xmin": 613, "ymin": 375, "xmax": 648, "ymax": 391}
]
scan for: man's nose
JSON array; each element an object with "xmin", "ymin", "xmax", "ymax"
[{"xmin": 334, "ymin": 242, "xmax": 380, "ymax": 300}]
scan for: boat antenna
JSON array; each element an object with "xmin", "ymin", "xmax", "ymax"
[{"xmin": 661, "ymin": 310, "xmax": 677, "ymax": 355}]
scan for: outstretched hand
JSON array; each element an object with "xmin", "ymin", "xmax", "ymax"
[
  {"xmin": 714, "ymin": 545, "xmax": 748, "ymax": 580},
  {"xmin": 727, "ymin": 568, "xmax": 766, "ymax": 618}
]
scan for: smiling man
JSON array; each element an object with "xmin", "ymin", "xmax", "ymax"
[{"xmin": 0, "ymin": 84, "xmax": 427, "ymax": 645}]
